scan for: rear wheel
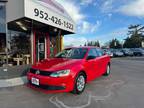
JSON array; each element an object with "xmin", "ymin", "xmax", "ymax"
[
  {"xmin": 72, "ymin": 73, "xmax": 86, "ymax": 94},
  {"xmin": 103, "ymin": 64, "xmax": 110, "ymax": 76}
]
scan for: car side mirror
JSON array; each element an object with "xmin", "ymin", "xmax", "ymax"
[{"xmin": 86, "ymin": 56, "xmax": 96, "ymax": 60}]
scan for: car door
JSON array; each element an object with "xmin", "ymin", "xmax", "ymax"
[
  {"xmin": 84, "ymin": 48, "xmax": 100, "ymax": 81},
  {"xmin": 96, "ymin": 48, "xmax": 108, "ymax": 75}
]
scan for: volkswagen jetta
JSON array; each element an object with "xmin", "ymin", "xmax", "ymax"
[{"xmin": 27, "ymin": 47, "xmax": 111, "ymax": 94}]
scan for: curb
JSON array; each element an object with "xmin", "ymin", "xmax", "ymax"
[{"xmin": 0, "ymin": 76, "xmax": 28, "ymax": 88}]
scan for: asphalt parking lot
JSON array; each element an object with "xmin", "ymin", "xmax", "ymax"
[{"xmin": 0, "ymin": 57, "xmax": 144, "ymax": 108}]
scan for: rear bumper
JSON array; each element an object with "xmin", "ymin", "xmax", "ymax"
[{"xmin": 27, "ymin": 72, "xmax": 74, "ymax": 93}]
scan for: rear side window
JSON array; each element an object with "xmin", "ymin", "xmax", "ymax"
[{"xmin": 88, "ymin": 48, "xmax": 99, "ymax": 58}]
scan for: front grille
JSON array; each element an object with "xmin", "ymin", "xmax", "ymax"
[
  {"xmin": 29, "ymin": 81, "xmax": 65, "ymax": 90},
  {"xmin": 30, "ymin": 68, "xmax": 52, "ymax": 76}
]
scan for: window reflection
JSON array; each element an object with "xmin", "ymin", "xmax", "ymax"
[
  {"xmin": 0, "ymin": 3, "xmax": 6, "ymax": 67},
  {"xmin": 0, "ymin": 33, "xmax": 6, "ymax": 67},
  {"xmin": 0, "ymin": 3, "xmax": 6, "ymax": 33},
  {"xmin": 6, "ymin": 30, "xmax": 31, "ymax": 66},
  {"xmin": 0, "ymin": 33, "xmax": 6, "ymax": 53}
]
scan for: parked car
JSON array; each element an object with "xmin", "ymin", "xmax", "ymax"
[
  {"xmin": 140, "ymin": 48, "xmax": 144, "ymax": 51},
  {"xmin": 121, "ymin": 48, "xmax": 133, "ymax": 56},
  {"xmin": 103, "ymin": 49, "xmax": 113, "ymax": 57},
  {"xmin": 130, "ymin": 48, "xmax": 144, "ymax": 56},
  {"xmin": 112, "ymin": 49, "xmax": 124, "ymax": 57},
  {"xmin": 27, "ymin": 47, "xmax": 111, "ymax": 94}
]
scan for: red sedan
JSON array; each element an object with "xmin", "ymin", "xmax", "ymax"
[{"xmin": 27, "ymin": 47, "xmax": 111, "ymax": 94}]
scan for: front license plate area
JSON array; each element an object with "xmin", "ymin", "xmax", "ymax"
[{"xmin": 31, "ymin": 77, "xmax": 39, "ymax": 86}]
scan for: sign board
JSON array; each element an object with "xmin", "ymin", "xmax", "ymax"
[
  {"xmin": 24, "ymin": 0, "xmax": 75, "ymax": 33},
  {"xmin": 7, "ymin": 0, "xmax": 75, "ymax": 33}
]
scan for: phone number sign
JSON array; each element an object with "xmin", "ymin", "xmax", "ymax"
[
  {"xmin": 34, "ymin": 8, "xmax": 74, "ymax": 31},
  {"xmin": 25, "ymin": 0, "xmax": 75, "ymax": 33}
]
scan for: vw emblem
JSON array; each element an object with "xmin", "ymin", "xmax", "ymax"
[{"xmin": 35, "ymin": 70, "xmax": 40, "ymax": 75}]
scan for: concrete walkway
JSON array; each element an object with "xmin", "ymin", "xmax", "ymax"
[{"xmin": 0, "ymin": 76, "xmax": 27, "ymax": 88}]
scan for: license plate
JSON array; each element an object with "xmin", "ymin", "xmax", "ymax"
[{"xmin": 31, "ymin": 77, "xmax": 39, "ymax": 86}]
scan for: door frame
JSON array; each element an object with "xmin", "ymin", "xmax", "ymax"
[{"xmin": 33, "ymin": 31, "xmax": 50, "ymax": 64}]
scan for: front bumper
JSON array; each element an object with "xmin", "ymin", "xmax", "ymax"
[
  {"xmin": 27, "ymin": 72, "xmax": 74, "ymax": 93},
  {"xmin": 28, "ymin": 81, "xmax": 65, "ymax": 90}
]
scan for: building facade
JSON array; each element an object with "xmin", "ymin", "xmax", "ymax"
[{"xmin": 0, "ymin": 0, "xmax": 75, "ymax": 78}]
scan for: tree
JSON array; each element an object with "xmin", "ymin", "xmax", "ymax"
[
  {"xmin": 95, "ymin": 40, "xmax": 100, "ymax": 47},
  {"xmin": 109, "ymin": 39, "xmax": 122, "ymax": 49},
  {"xmin": 124, "ymin": 24, "xmax": 144, "ymax": 48},
  {"xmin": 103, "ymin": 41, "xmax": 110, "ymax": 48},
  {"xmin": 84, "ymin": 40, "xmax": 100, "ymax": 47},
  {"xmin": 128, "ymin": 24, "xmax": 144, "ymax": 36}
]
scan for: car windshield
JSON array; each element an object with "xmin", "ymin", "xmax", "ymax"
[{"xmin": 55, "ymin": 48, "xmax": 88, "ymax": 59}]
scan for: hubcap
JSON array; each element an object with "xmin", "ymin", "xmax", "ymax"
[
  {"xmin": 107, "ymin": 65, "xmax": 110, "ymax": 74},
  {"xmin": 77, "ymin": 75, "xmax": 85, "ymax": 91}
]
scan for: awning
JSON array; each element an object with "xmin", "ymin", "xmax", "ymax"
[{"xmin": 6, "ymin": 0, "xmax": 75, "ymax": 33}]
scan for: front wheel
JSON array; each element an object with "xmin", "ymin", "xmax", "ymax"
[
  {"xmin": 72, "ymin": 73, "xmax": 86, "ymax": 94},
  {"xmin": 103, "ymin": 64, "xmax": 110, "ymax": 76}
]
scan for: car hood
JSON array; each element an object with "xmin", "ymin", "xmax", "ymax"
[{"xmin": 32, "ymin": 58, "xmax": 83, "ymax": 71}]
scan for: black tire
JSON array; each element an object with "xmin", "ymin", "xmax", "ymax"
[
  {"xmin": 103, "ymin": 64, "xmax": 110, "ymax": 76},
  {"xmin": 71, "ymin": 72, "xmax": 86, "ymax": 94}
]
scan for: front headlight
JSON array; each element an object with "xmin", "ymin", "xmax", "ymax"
[{"xmin": 50, "ymin": 70, "xmax": 70, "ymax": 77}]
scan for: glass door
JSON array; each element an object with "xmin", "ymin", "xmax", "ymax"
[{"xmin": 36, "ymin": 34, "xmax": 46, "ymax": 62}]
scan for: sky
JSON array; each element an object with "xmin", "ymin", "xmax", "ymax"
[{"xmin": 55, "ymin": 0, "xmax": 144, "ymax": 46}]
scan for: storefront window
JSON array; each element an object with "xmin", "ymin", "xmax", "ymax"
[
  {"xmin": 0, "ymin": 33, "xmax": 6, "ymax": 67},
  {"xmin": 0, "ymin": 33, "xmax": 6, "ymax": 52},
  {"xmin": 0, "ymin": 3, "xmax": 6, "ymax": 33},
  {"xmin": 0, "ymin": 3, "xmax": 6, "ymax": 67},
  {"xmin": 7, "ymin": 30, "xmax": 31, "ymax": 66}
]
